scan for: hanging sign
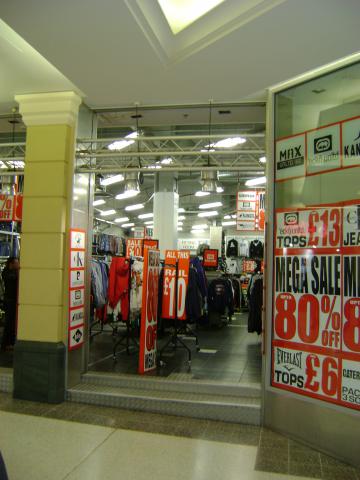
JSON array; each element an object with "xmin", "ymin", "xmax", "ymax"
[
  {"xmin": 203, "ymin": 249, "xmax": 218, "ymax": 268},
  {"xmin": 138, "ymin": 248, "xmax": 160, "ymax": 374},
  {"xmin": 68, "ymin": 229, "xmax": 86, "ymax": 351},
  {"xmin": 272, "ymin": 201, "xmax": 360, "ymax": 411},
  {"xmin": 162, "ymin": 250, "xmax": 190, "ymax": 320},
  {"xmin": 126, "ymin": 238, "xmax": 143, "ymax": 257},
  {"xmin": 237, "ymin": 190, "xmax": 265, "ymax": 231},
  {"xmin": 144, "ymin": 239, "xmax": 159, "ymax": 251}
]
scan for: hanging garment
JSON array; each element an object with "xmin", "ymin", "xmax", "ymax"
[
  {"xmin": 208, "ymin": 276, "xmax": 234, "ymax": 316},
  {"xmin": 239, "ymin": 239, "xmax": 249, "ymax": 257},
  {"xmin": 249, "ymin": 239, "xmax": 264, "ymax": 259},
  {"xmin": 231, "ymin": 277, "xmax": 241, "ymax": 310},
  {"xmin": 185, "ymin": 265, "xmax": 203, "ymax": 321},
  {"xmin": 91, "ymin": 260, "xmax": 108, "ymax": 308},
  {"xmin": 225, "ymin": 257, "xmax": 241, "ymax": 274},
  {"xmin": 248, "ymin": 273, "xmax": 263, "ymax": 334},
  {"xmin": 226, "ymin": 239, "xmax": 238, "ymax": 257},
  {"xmin": 130, "ymin": 259, "xmax": 144, "ymax": 312},
  {"xmin": 108, "ymin": 257, "xmax": 130, "ymax": 321},
  {"xmin": 190, "ymin": 256, "xmax": 207, "ymax": 298}
]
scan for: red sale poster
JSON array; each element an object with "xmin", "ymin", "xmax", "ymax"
[
  {"xmin": 162, "ymin": 250, "xmax": 190, "ymax": 321},
  {"xmin": 138, "ymin": 248, "xmax": 160, "ymax": 374},
  {"xmin": 272, "ymin": 200, "xmax": 360, "ymax": 411}
]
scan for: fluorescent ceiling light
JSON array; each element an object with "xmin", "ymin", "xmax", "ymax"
[
  {"xmin": 191, "ymin": 229, "xmax": 205, "ymax": 233},
  {"xmin": 73, "ymin": 196, "xmax": 79, "ymax": 201},
  {"xmin": 231, "ymin": 214, "xmax": 236, "ymax": 219},
  {"xmin": 114, "ymin": 217, "xmax": 129, "ymax": 223},
  {"xmin": 198, "ymin": 211, "xmax": 218, "ymax": 217},
  {"xmin": 101, "ymin": 174, "xmax": 125, "ymax": 186},
  {"xmin": 178, "ymin": 208, "xmax": 185, "ymax": 213},
  {"xmin": 178, "ymin": 215, "xmax": 186, "ymax": 220},
  {"xmin": 131, "ymin": 228, "xmax": 135, "ymax": 231},
  {"xmin": 224, "ymin": 215, "xmax": 231, "ymax": 220},
  {"xmin": 245, "ymin": 176, "xmax": 267, "ymax": 186},
  {"xmin": 116, "ymin": 190, "xmax": 139, "ymax": 200},
  {"xmin": 199, "ymin": 201, "xmax": 222, "ymax": 209},
  {"xmin": 138, "ymin": 212, "xmax": 153, "ymax": 219},
  {"xmin": 178, "ymin": 221, "xmax": 184, "ymax": 226},
  {"xmin": 144, "ymin": 220, "xmax": 154, "ymax": 225},
  {"xmin": 100, "ymin": 209, "xmax": 116, "ymax": 217},
  {"xmin": 259, "ymin": 156, "xmax": 267, "ymax": 164},
  {"xmin": 222, "ymin": 221, "xmax": 236, "ymax": 226},
  {"xmin": 192, "ymin": 224, "xmax": 208, "ymax": 229},
  {"xmin": 125, "ymin": 204, "xmax": 144, "ymax": 211},
  {"xmin": 195, "ymin": 191, "xmax": 210, "ymax": 197},
  {"xmin": 93, "ymin": 199, "xmax": 106, "ymax": 206},
  {"xmin": 205, "ymin": 137, "xmax": 246, "ymax": 149},
  {"xmin": 216, "ymin": 186, "xmax": 224, "ymax": 193},
  {"xmin": 177, "ymin": 227, "xmax": 183, "ymax": 231},
  {"xmin": 78, "ymin": 175, "xmax": 89, "ymax": 186},
  {"xmin": 158, "ymin": 0, "xmax": 224, "ymax": 35},
  {"xmin": 121, "ymin": 222, "xmax": 135, "ymax": 228},
  {"xmin": 201, "ymin": 148, "xmax": 215, "ymax": 153},
  {"xmin": 74, "ymin": 187, "xmax": 87, "ymax": 195},
  {"xmin": 108, "ymin": 132, "xmax": 137, "ymax": 151},
  {"xmin": 145, "ymin": 164, "xmax": 162, "ymax": 169},
  {"xmin": 161, "ymin": 157, "xmax": 173, "ymax": 165}
]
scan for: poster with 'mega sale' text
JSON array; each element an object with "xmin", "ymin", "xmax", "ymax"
[{"xmin": 272, "ymin": 201, "xmax": 360, "ymax": 410}]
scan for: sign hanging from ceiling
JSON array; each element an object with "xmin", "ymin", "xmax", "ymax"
[{"xmin": 236, "ymin": 190, "xmax": 265, "ymax": 231}]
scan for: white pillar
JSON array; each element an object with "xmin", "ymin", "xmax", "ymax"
[{"xmin": 153, "ymin": 173, "xmax": 178, "ymax": 257}]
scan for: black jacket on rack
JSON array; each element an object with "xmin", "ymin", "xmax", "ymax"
[
  {"xmin": 185, "ymin": 265, "xmax": 203, "ymax": 321},
  {"xmin": 226, "ymin": 239, "xmax": 238, "ymax": 257},
  {"xmin": 208, "ymin": 276, "xmax": 234, "ymax": 316},
  {"xmin": 248, "ymin": 273, "xmax": 263, "ymax": 334},
  {"xmin": 249, "ymin": 240, "xmax": 263, "ymax": 259}
]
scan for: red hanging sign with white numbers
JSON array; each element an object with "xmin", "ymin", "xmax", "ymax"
[{"xmin": 162, "ymin": 250, "xmax": 190, "ymax": 321}]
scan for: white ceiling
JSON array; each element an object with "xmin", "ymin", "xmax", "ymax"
[{"xmin": 0, "ymin": 0, "xmax": 359, "ymax": 113}]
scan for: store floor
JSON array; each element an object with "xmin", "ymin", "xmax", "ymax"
[
  {"xmin": 0, "ymin": 391, "xmax": 358, "ymax": 480},
  {"xmin": 89, "ymin": 312, "xmax": 262, "ymax": 384}
]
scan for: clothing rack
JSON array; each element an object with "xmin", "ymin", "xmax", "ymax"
[
  {"xmin": 113, "ymin": 257, "xmax": 139, "ymax": 359},
  {"xmin": 158, "ymin": 260, "xmax": 198, "ymax": 367}
]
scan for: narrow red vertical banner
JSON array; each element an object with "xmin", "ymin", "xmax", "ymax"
[{"xmin": 138, "ymin": 248, "xmax": 160, "ymax": 374}]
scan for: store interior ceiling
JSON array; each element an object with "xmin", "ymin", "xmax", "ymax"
[{"xmin": 0, "ymin": 1, "xmax": 359, "ymax": 113}]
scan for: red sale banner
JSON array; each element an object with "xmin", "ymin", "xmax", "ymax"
[
  {"xmin": 126, "ymin": 238, "xmax": 143, "ymax": 257},
  {"xmin": 162, "ymin": 250, "xmax": 190, "ymax": 321},
  {"xmin": 0, "ymin": 194, "xmax": 23, "ymax": 222},
  {"xmin": 272, "ymin": 200, "xmax": 360, "ymax": 411},
  {"xmin": 138, "ymin": 248, "xmax": 160, "ymax": 374}
]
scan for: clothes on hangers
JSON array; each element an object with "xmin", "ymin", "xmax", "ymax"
[
  {"xmin": 108, "ymin": 257, "xmax": 130, "ymax": 321},
  {"xmin": 191, "ymin": 256, "xmax": 207, "ymax": 298},
  {"xmin": 208, "ymin": 275, "xmax": 234, "ymax": 316},
  {"xmin": 91, "ymin": 259, "xmax": 109, "ymax": 308},
  {"xmin": 130, "ymin": 258, "xmax": 144, "ymax": 312},
  {"xmin": 225, "ymin": 257, "xmax": 241, "ymax": 274},
  {"xmin": 238, "ymin": 239, "xmax": 249, "ymax": 257},
  {"xmin": 226, "ymin": 238, "xmax": 238, "ymax": 257},
  {"xmin": 248, "ymin": 273, "xmax": 263, "ymax": 334},
  {"xmin": 185, "ymin": 264, "xmax": 204, "ymax": 321},
  {"xmin": 249, "ymin": 239, "xmax": 264, "ymax": 259}
]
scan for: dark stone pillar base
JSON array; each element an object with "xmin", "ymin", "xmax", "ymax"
[{"xmin": 13, "ymin": 341, "xmax": 66, "ymax": 403}]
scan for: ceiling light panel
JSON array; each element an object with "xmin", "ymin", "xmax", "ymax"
[
  {"xmin": 245, "ymin": 176, "xmax": 267, "ymax": 186},
  {"xmin": 100, "ymin": 209, "xmax": 116, "ymax": 216},
  {"xmin": 198, "ymin": 211, "xmax": 218, "ymax": 217},
  {"xmin": 199, "ymin": 202, "xmax": 222, "ymax": 209},
  {"xmin": 195, "ymin": 191, "xmax": 210, "ymax": 197},
  {"xmin": 101, "ymin": 174, "xmax": 125, "ymax": 186},
  {"xmin": 125, "ymin": 204, "xmax": 144, "ymax": 211},
  {"xmin": 114, "ymin": 217, "xmax": 129, "ymax": 223},
  {"xmin": 138, "ymin": 212, "xmax": 154, "ymax": 219},
  {"xmin": 93, "ymin": 199, "xmax": 106, "ymax": 206}
]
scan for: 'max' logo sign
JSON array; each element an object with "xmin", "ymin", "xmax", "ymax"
[{"xmin": 278, "ymin": 145, "xmax": 304, "ymax": 170}]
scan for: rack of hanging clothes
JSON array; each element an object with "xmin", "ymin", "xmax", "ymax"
[
  {"xmin": 247, "ymin": 269, "xmax": 263, "ymax": 335},
  {"xmin": 207, "ymin": 270, "xmax": 234, "ymax": 327},
  {"xmin": 112, "ymin": 256, "xmax": 144, "ymax": 358},
  {"xmin": 90, "ymin": 256, "xmax": 111, "ymax": 338}
]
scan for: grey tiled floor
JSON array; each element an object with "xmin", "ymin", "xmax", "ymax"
[
  {"xmin": 0, "ymin": 392, "xmax": 358, "ymax": 479},
  {"xmin": 89, "ymin": 312, "xmax": 262, "ymax": 384}
]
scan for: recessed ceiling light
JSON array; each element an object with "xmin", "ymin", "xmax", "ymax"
[
  {"xmin": 100, "ymin": 209, "xmax": 116, "ymax": 217},
  {"xmin": 191, "ymin": 228, "xmax": 205, "ymax": 233},
  {"xmin": 116, "ymin": 190, "xmax": 140, "ymax": 200},
  {"xmin": 93, "ymin": 199, "xmax": 106, "ymax": 206},
  {"xmin": 192, "ymin": 224, "xmax": 208, "ymax": 229},
  {"xmin": 178, "ymin": 221, "xmax": 184, "ymax": 226},
  {"xmin": 177, "ymin": 227, "xmax": 183, "ymax": 231},
  {"xmin": 222, "ymin": 221, "xmax": 236, "ymax": 226},
  {"xmin": 138, "ymin": 212, "xmax": 154, "ymax": 219},
  {"xmin": 198, "ymin": 211, "xmax": 218, "ymax": 217},
  {"xmin": 216, "ymin": 186, "xmax": 224, "ymax": 193},
  {"xmin": 101, "ymin": 174, "xmax": 124, "ymax": 186},
  {"xmin": 178, "ymin": 215, "xmax": 186, "ymax": 220},
  {"xmin": 199, "ymin": 202, "xmax": 222, "ymax": 209},
  {"xmin": 178, "ymin": 208, "xmax": 185, "ymax": 213},
  {"xmin": 224, "ymin": 215, "xmax": 231, "ymax": 219},
  {"xmin": 125, "ymin": 204, "xmax": 144, "ymax": 211},
  {"xmin": 144, "ymin": 220, "xmax": 154, "ymax": 225},
  {"xmin": 259, "ymin": 156, "xmax": 267, "ymax": 164},
  {"xmin": 114, "ymin": 217, "xmax": 129, "ymax": 223},
  {"xmin": 121, "ymin": 222, "xmax": 135, "ymax": 228},
  {"xmin": 195, "ymin": 191, "xmax": 210, "ymax": 197},
  {"xmin": 245, "ymin": 176, "xmax": 266, "ymax": 186}
]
